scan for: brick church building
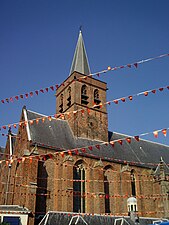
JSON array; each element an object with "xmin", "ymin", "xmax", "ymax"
[{"xmin": 1, "ymin": 31, "xmax": 169, "ymax": 225}]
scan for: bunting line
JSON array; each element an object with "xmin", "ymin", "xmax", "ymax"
[
  {"xmin": 0, "ymin": 53, "xmax": 168, "ymax": 105},
  {"xmin": 0, "ymin": 83, "xmax": 169, "ymax": 132},
  {"xmin": 0, "ymin": 125, "xmax": 169, "ymax": 166}
]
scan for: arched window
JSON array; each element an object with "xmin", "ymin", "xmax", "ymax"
[
  {"xmin": 59, "ymin": 94, "xmax": 63, "ymax": 113},
  {"xmin": 94, "ymin": 89, "xmax": 101, "ymax": 108},
  {"xmin": 67, "ymin": 87, "xmax": 71, "ymax": 107},
  {"xmin": 81, "ymin": 85, "xmax": 89, "ymax": 105},
  {"xmin": 104, "ymin": 165, "xmax": 112, "ymax": 214},
  {"xmin": 131, "ymin": 169, "xmax": 136, "ymax": 196},
  {"xmin": 73, "ymin": 160, "xmax": 86, "ymax": 213}
]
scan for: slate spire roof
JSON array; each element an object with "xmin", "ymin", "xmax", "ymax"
[{"xmin": 69, "ymin": 30, "xmax": 91, "ymax": 76}]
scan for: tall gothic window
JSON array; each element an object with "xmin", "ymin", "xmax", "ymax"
[
  {"xmin": 104, "ymin": 166, "xmax": 112, "ymax": 214},
  {"xmin": 73, "ymin": 160, "xmax": 85, "ymax": 213},
  {"xmin": 81, "ymin": 85, "xmax": 89, "ymax": 105},
  {"xmin": 67, "ymin": 87, "xmax": 71, "ymax": 107},
  {"xmin": 131, "ymin": 169, "xmax": 136, "ymax": 196}
]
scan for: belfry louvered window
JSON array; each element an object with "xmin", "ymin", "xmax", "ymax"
[
  {"xmin": 73, "ymin": 161, "xmax": 85, "ymax": 213},
  {"xmin": 94, "ymin": 89, "xmax": 101, "ymax": 108},
  {"xmin": 59, "ymin": 94, "xmax": 63, "ymax": 113},
  {"xmin": 81, "ymin": 85, "xmax": 89, "ymax": 105},
  {"xmin": 67, "ymin": 87, "xmax": 71, "ymax": 107}
]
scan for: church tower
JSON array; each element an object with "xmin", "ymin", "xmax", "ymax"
[{"xmin": 56, "ymin": 30, "xmax": 108, "ymax": 142}]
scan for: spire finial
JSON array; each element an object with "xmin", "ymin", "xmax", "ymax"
[{"xmin": 79, "ymin": 25, "xmax": 82, "ymax": 33}]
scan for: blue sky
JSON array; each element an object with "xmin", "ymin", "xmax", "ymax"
[{"xmin": 0, "ymin": 0, "xmax": 169, "ymax": 148}]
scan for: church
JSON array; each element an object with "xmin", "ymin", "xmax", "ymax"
[{"xmin": 0, "ymin": 30, "xmax": 169, "ymax": 225}]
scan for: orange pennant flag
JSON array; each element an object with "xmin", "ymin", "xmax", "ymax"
[
  {"xmin": 153, "ymin": 131, "xmax": 158, "ymax": 138},
  {"xmin": 162, "ymin": 129, "xmax": 167, "ymax": 137}
]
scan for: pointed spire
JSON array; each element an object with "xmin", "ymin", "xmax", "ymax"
[{"xmin": 69, "ymin": 29, "xmax": 91, "ymax": 76}]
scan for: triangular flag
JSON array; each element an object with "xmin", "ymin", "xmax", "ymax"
[
  {"xmin": 151, "ymin": 90, "xmax": 156, "ymax": 94},
  {"xmin": 20, "ymin": 95, "xmax": 23, "ymax": 99},
  {"xmin": 40, "ymin": 89, "xmax": 44, "ymax": 93},
  {"xmin": 25, "ymin": 93, "xmax": 29, "ymax": 98},
  {"xmin": 134, "ymin": 136, "xmax": 140, "ymax": 141},
  {"xmin": 162, "ymin": 129, "xmax": 167, "ymax": 137},
  {"xmin": 153, "ymin": 131, "xmax": 158, "ymax": 138},
  {"xmin": 159, "ymin": 88, "xmax": 164, "ymax": 91},
  {"xmin": 55, "ymin": 84, "xmax": 59, "ymax": 89},
  {"xmin": 118, "ymin": 140, "xmax": 123, "ymax": 145},
  {"xmin": 15, "ymin": 96, "xmax": 19, "ymax": 100},
  {"xmin": 144, "ymin": 92, "xmax": 148, "ymax": 96},
  {"xmin": 121, "ymin": 98, "xmax": 125, "ymax": 102},
  {"xmin": 95, "ymin": 145, "xmax": 100, "ymax": 149},
  {"xmin": 35, "ymin": 91, "xmax": 39, "ymax": 95},
  {"xmin": 134, "ymin": 63, "xmax": 138, "ymax": 68},
  {"xmin": 88, "ymin": 146, "xmax": 93, "ymax": 151},
  {"xmin": 127, "ymin": 64, "xmax": 131, "ymax": 68},
  {"xmin": 1, "ymin": 100, "xmax": 5, "ymax": 103},
  {"xmin": 128, "ymin": 96, "xmax": 133, "ymax": 101},
  {"xmin": 110, "ymin": 141, "xmax": 114, "ymax": 147},
  {"xmin": 30, "ymin": 92, "xmax": 33, "ymax": 97},
  {"xmin": 50, "ymin": 86, "xmax": 54, "ymax": 91},
  {"xmin": 126, "ymin": 137, "xmax": 131, "ymax": 143},
  {"xmin": 114, "ymin": 100, "xmax": 118, "ymax": 104}
]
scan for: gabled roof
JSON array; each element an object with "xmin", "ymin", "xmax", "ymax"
[
  {"xmin": 24, "ymin": 109, "xmax": 169, "ymax": 169},
  {"xmin": 69, "ymin": 30, "xmax": 91, "ymax": 76}
]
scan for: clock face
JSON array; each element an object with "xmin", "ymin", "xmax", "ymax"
[{"xmin": 88, "ymin": 116, "xmax": 98, "ymax": 129}]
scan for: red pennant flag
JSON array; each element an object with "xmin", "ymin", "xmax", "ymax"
[
  {"xmin": 134, "ymin": 136, "xmax": 140, "ymax": 141},
  {"xmin": 60, "ymin": 152, "xmax": 64, "ymax": 157},
  {"xmin": 84, "ymin": 76, "xmax": 87, "ymax": 80},
  {"xmin": 167, "ymin": 86, "xmax": 169, "ymax": 90},
  {"xmin": 30, "ymin": 92, "xmax": 33, "ymax": 97},
  {"xmin": 25, "ymin": 93, "xmax": 29, "ymax": 98},
  {"xmin": 2, "ymin": 126, "xmax": 6, "ymax": 130},
  {"xmin": 95, "ymin": 145, "xmax": 100, "ymax": 150},
  {"xmin": 110, "ymin": 141, "xmax": 114, "ymax": 147},
  {"xmin": 45, "ymin": 88, "xmax": 49, "ymax": 92},
  {"xmin": 159, "ymin": 88, "xmax": 164, "ymax": 91},
  {"xmin": 126, "ymin": 137, "xmax": 131, "ymax": 143},
  {"xmin": 144, "ymin": 92, "xmax": 148, "ymax": 96},
  {"xmin": 162, "ymin": 129, "xmax": 167, "ymax": 137},
  {"xmin": 88, "ymin": 146, "xmax": 93, "ymax": 151},
  {"xmin": 81, "ymin": 148, "xmax": 86, "ymax": 153},
  {"xmin": 127, "ymin": 64, "xmax": 131, "ymax": 68},
  {"xmin": 81, "ymin": 109, "xmax": 85, "ymax": 114},
  {"xmin": 134, "ymin": 63, "xmax": 138, "ymax": 68},
  {"xmin": 15, "ymin": 96, "xmax": 19, "ymax": 100},
  {"xmin": 35, "ymin": 91, "xmax": 39, "ymax": 95},
  {"xmin": 29, "ymin": 120, "xmax": 34, "ymax": 125},
  {"xmin": 36, "ymin": 119, "xmax": 39, "ymax": 124},
  {"xmin": 55, "ymin": 84, "xmax": 59, "ymax": 89},
  {"xmin": 153, "ymin": 131, "xmax": 158, "ymax": 138},
  {"xmin": 96, "ymin": 73, "xmax": 100, "ymax": 77},
  {"xmin": 40, "ymin": 89, "xmax": 44, "ymax": 93},
  {"xmin": 107, "ymin": 102, "xmax": 111, "ymax": 105},
  {"xmin": 74, "ymin": 149, "xmax": 79, "ymax": 155},
  {"xmin": 87, "ymin": 108, "xmax": 90, "ymax": 114},
  {"xmin": 128, "ymin": 96, "xmax": 133, "ymax": 101},
  {"xmin": 6, "ymin": 98, "xmax": 9, "ymax": 103},
  {"xmin": 121, "ymin": 98, "xmax": 125, "ymax": 102},
  {"xmin": 1, "ymin": 100, "xmax": 5, "ymax": 103},
  {"xmin": 50, "ymin": 86, "xmax": 54, "ymax": 91},
  {"xmin": 68, "ymin": 150, "xmax": 72, "ymax": 156},
  {"xmin": 20, "ymin": 95, "xmax": 23, "ymax": 99},
  {"xmin": 120, "ymin": 66, "xmax": 124, "ymax": 68},
  {"xmin": 114, "ymin": 100, "xmax": 118, "ymax": 104},
  {"xmin": 13, "ymin": 124, "xmax": 17, "ymax": 128},
  {"xmin": 9, "ymin": 97, "xmax": 13, "ymax": 102},
  {"xmin": 118, "ymin": 140, "xmax": 123, "ymax": 145},
  {"xmin": 151, "ymin": 90, "xmax": 156, "ymax": 94}
]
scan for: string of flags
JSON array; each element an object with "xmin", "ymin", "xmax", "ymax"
[
  {"xmin": 0, "ymin": 124, "xmax": 168, "ymax": 167},
  {"xmin": 0, "ymin": 53, "xmax": 168, "ymax": 105},
  {"xmin": 0, "ymin": 83, "xmax": 169, "ymax": 132}
]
